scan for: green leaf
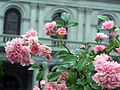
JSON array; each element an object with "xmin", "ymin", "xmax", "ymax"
[
  {"xmin": 96, "ymin": 26, "xmax": 102, "ymax": 30},
  {"xmin": 87, "ymin": 76, "xmax": 93, "ymax": 83},
  {"xmin": 36, "ymin": 70, "xmax": 45, "ymax": 81},
  {"xmin": 77, "ymin": 60, "xmax": 87, "ymax": 71},
  {"xmin": 56, "ymin": 65, "xmax": 67, "ymax": 72},
  {"xmin": 77, "ymin": 78, "xmax": 86, "ymax": 86},
  {"xmin": 63, "ymin": 55, "xmax": 78, "ymax": 63},
  {"xmin": 51, "ymin": 65, "xmax": 58, "ymax": 72},
  {"xmin": 90, "ymin": 83, "xmax": 101, "ymax": 89},
  {"xmin": 54, "ymin": 50, "xmax": 69, "ymax": 58},
  {"xmin": 48, "ymin": 72, "xmax": 61, "ymax": 81},
  {"xmin": 42, "ymin": 62, "xmax": 48, "ymax": 69},
  {"xmin": 76, "ymin": 49, "xmax": 86, "ymax": 58},
  {"xmin": 98, "ymin": 15, "xmax": 109, "ymax": 21},
  {"xmin": 66, "ymin": 22, "xmax": 79, "ymax": 27},
  {"xmin": 55, "ymin": 20, "xmax": 64, "ymax": 27},
  {"xmin": 28, "ymin": 65, "xmax": 40, "ymax": 70},
  {"xmin": 88, "ymin": 62, "xmax": 95, "ymax": 71},
  {"xmin": 84, "ymin": 86, "xmax": 92, "ymax": 90},
  {"xmin": 68, "ymin": 72, "xmax": 77, "ymax": 84},
  {"xmin": 61, "ymin": 12, "xmax": 70, "ymax": 22},
  {"xmin": 115, "ymin": 27, "xmax": 120, "ymax": 31},
  {"xmin": 68, "ymin": 84, "xmax": 79, "ymax": 90}
]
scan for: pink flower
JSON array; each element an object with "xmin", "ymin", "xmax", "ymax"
[
  {"xmin": 45, "ymin": 82, "xmax": 57, "ymax": 90},
  {"xmin": 45, "ymin": 30, "xmax": 56, "ymax": 36},
  {"xmin": 93, "ymin": 61, "xmax": 120, "ymax": 89},
  {"xmin": 20, "ymin": 58, "xmax": 34, "ymax": 66},
  {"xmin": 30, "ymin": 44, "xmax": 41, "ymax": 55},
  {"xmin": 40, "ymin": 45, "xmax": 52, "ymax": 55},
  {"xmin": 102, "ymin": 21, "xmax": 114, "ymax": 30},
  {"xmin": 6, "ymin": 50, "xmax": 22, "ymax": 63},
  {"xmin": 93, "ymin": 53, "xmax": 120, "ymax": 89},
  {"xmin": 44, "ymin": 21, "xmax": 56, "ymax": 31},
  {"xmin": 116, "ymin": 47, "xmax": 120, "ymax": 56},
  {"xmin": 40, "ymin": 80, "xmax": 46, "ymax": 88},
  {"xmin": 19, "ymin": 46, "xmax": 31, "ymax": 58},
  {"xmin": 19, "ymin": 46, "xmax": 34, "ymax": 66},
  {"xmin": 93, "ymin": 54, "xmax": 112, "ymax": 71},
  {"xmin": 28, "ymin": 28, "xmax": 37, "ymax": 36},
  {"xmin": 57, "ymin": 82, "xmax": 68, "ymax": 90},
  {"xmin": 80, "ymin": 45, "xmax": 85, "ymax": 49},
  {"xmin": 33, "ymin": 86, "xmax": 40, "ymax": 90},
  {"xmin": 56, "ymin": 27, "xmax": 67, "ymax": 36},
  {"xmin": 94, "ymin": 33, "xmax": 108, "ymax": 41},
  {"xmin": 108, "ymin": 56, "xmax": 113, "ymax": 61},
  {"xmin": 22, "ymin": 28, "xmax": 37, "ymax": 38},
  {"xmin": 58, "ymin": 72, "xmax": 68, "ymax": 81},
  {"xmin": 93, "ymin": 45, "xmax": 105, "ymax": 52},
  {"xmin": 110, "ymin": 32, "xmax": 114, "ymax": 37},
  {"xmin": 44, "ymin": 54, "xmax": 53, "ymax": 60},
  {"xmin": 11, "ymin": 38, "xmax": 23, "ymax": 51}
]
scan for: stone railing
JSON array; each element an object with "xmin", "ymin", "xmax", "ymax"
[
  {"xmin": 0, "ymin": 34, "xmax": 118, "ymax": 63},
  {"xmin": 0, "ymin": 34, "xmax": 103, "ymax": 51}
]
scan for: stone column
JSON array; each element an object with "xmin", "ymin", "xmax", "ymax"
[
  {"xmin": 32, "ymin": 69, "xmax": 39, "ymax": 89},
  {"xmin": 85, "ymin": 8, "xmax": 92, "ymax": 42},
  {"xmin": 22, "ymin": 17, "xmax": 30, "ymax": 34},
  {"xmin": 0, "ymin": 15, "xmax": 4, "ymax": 34},
  {"xmin": 38, "ymin": 4, "xmax": 45, "ymax": 38},
  {"xmin": 77, "ymin": 8, "xmax": 85, "ymax": 42},
  {"xmin": 30, "ymin": 3, "xmax": 37, "ymax": 29},
  {"xmin": 42, "ymin": 67, "xmax": 49, "ymax": 81}
]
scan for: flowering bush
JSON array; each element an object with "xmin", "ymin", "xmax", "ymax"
[{"xmin": 5, "ymin": 13, "xmax": 120, "ymax": 90}]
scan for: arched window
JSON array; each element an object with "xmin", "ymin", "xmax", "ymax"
[
  {"xmin": 3, "ymin": 8, "xmax": 21, "ymax": 35},
  {"xmin": 52, "ymin": 12, "xmax": 68, "ymax": 39},
  {"xmin": 98, "ymin": 14, "xmax": 114, "ymax": 43}
]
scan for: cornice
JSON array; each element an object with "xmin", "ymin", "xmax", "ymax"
[{"xmin": 3, "ymin": 0, "xmax": 120, "ymax": 12}]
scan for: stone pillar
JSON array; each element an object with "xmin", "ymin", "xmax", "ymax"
[
  {"xmin": 38, "ymin": 4, "xmax": 45, "ymax": 38},
  {"xmin": 0, "ymin": 15, "xmax": 4, "ymax": 34},
  {"xmin": 30, "ymin": 3, "xmax": 37, "ymax": 29},
  {"xmin": 85, "ymin": 8, "xmax": 92, "ymax": 42},
  {"xmin": 42, "ymin": 67, "xmax": 49, "ymax": 81},
  {"xmin": 22, "ymin": 17, "xmax": 30, "ymax": 34},
  {"xmin": 77, "ymin": 8, "xmax": 85, "ymax": 42},
  {"xmin": 32, "ymin": 69, "xmax": 39, "ymax": 89}
]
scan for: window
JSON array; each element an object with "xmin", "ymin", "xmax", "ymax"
[
  {"xmin": 98, "ymin": 14, "xmax": 114, "ymax": 43},
  {"xmin": 52, "ymin": 12, "xmax": 68, "ymax": 39},
  {"xmin": 3, "ymin": 8, "xmax": 21, "ymax": 35}
]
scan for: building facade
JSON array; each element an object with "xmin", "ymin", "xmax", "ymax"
[{"xmin": 0, "ymin": 0, "xmax": 120, "ymax": 90}]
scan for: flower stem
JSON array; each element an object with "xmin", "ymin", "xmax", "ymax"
[{"xmin": 59, "ymin": 37, "xmax": 72, "ymax": 54}]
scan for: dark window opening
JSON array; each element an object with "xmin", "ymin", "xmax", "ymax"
[
  {"xmin": 98, "ymin": 14, "xmax": 114, "ymax": 43},
  {"xmin": 52, "ymin": 12, "xmax": 68, "ymax": 39},
  {"xmin": 3, "ymin": 8, "xmax": 21, "ymax": 35}
]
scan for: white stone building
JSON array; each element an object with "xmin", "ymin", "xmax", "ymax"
[{"xmin": 0, "ymin": 0, "xmax": 120, "ymax": 90}]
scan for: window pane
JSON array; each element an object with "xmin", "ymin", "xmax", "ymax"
[{"xmin": 4, "ymin": 8, "xmax": 21, "ymax": 35}]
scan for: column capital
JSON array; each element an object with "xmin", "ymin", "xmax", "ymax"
[
  {"xmin": 30, "ymin": 3, "xmax": 38, "ymax": 8},
  {"xmin": 39, "ymin": 4, "xmax": 46, "ymax": 9},
  {"xmin": 85, "ymin": 8, "xmax": 92, "ymax": 13},
  {"xmin": 77, "ymin": 7, "xmax": 85, "ymax": 11}
]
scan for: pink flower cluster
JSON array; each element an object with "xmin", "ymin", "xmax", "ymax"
[
  {"xmin": 33, "ymin": 86, "xmax": 40, "ymax": 90},
  {"xmin": 38, "ymin": 72, "xmax": 68, "ymax": 90},
  {"xmin": 102, "ymin": 21, "xmax": 114, "ymax": 30},
  {"xmin": 45, "ymin": 81, "xmax": 67, "ymax": 90},
  {"xmin": 92, "ymin": 54, "xmax": 120, "ymax": 89},
  {"xmin": 93, "ymin": 45, "xmax": 105, "ymax": 52},
  {"xmin": 44, "ymin": 21, "xmax": 67, "ymax": 36},
  {"xmin": 116, "ymin": 47, "xmax": 120, "ymax": 56},
  {"xmin": 5, "ymin": 29, "xmax": 52, "ymax": 66},
  {"xmin": 94, "ymin": 33, "xmax": 108, "ymax": 41}
]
